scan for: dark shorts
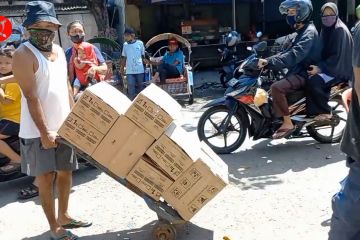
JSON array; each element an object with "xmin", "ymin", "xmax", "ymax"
[
  {"xmin": 0, "ymin": 119, "xmax": 19, "ymax": 136},
  {"xmin": 20, "ymin": 138, "xmax": 78, "ymax": 177}
]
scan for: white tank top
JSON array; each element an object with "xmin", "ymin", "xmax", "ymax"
[{"xmin": 19, "ymin": 42, "xmax": 70, "ymax": 138}]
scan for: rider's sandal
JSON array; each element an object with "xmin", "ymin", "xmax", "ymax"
[{"xmin": 272, "ymin": 128, "xmax": 295, "ymax": 139}]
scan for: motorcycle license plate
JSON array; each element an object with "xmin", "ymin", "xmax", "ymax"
[{"xmin": 228, "ymin": 78, "xmax": 238, "ymax": 87}]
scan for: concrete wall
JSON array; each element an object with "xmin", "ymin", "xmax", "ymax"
[
  {"xmin": 125, "ymin": 4, "xmax": 141, "ymax": 34},
  {"xmin": 7, "ymin": 12, "xmax": 98, "ymax": 50},
  {"xmin": 57, "ymin": 12, "xmax": 98, "ymax": 50}
]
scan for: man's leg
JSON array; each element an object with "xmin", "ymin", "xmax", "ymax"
[
  {"xmin": 126, "ymin": 74, "xmax": 136, "ymax": 100},
  {"xmin": 56, "ymin": 170, "xmax": 73, "ymax": 225},
  {"xmin": 37, "ymin": 172, "xmax": 68, "ymax": 235},
  {"xmin": 135, "ymin": 73, "xmax": 145, "ymax": 95},
  {"xmin": 306, "ymin": 75, "xmax": 331, "ymax": 116},
  {"xmin": 329, "ymin": 158, "xmax": 360, "ymax": 240},
  {"xmin": 271, "ymin": 75, "xmax": 305, "ymax": 138},
  {"xmin": 163, "ymin": 64, "xmax": 181, "ymax": 78}
]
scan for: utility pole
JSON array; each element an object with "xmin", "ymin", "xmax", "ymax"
[{"xmin": 115, "ymin": 0, "xmax": 125, "ymax": 44}]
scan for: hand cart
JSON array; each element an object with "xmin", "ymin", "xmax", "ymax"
[{"xmin": 59, "ymin": 139, "xmax": 188, "ymax": 240}]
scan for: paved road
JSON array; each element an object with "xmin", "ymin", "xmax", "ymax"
[{"xmin": 0, "ymin": 72, "xmax": 348, "ymax": 240}]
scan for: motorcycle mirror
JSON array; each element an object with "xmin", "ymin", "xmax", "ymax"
[
  {"xmin": 256, "ymin": 32, "xmax": 263, "ymax": 38},
  {"xmin": 217, "ymin": 48, "xmax": 223, "ymax": 53},
  {"xmin": 246, "ymin": 46, "xmax": 252, "ymax": 51}
]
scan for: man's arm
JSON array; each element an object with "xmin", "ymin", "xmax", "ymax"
[
  {"xmin": 268, "ymin": 27, "xmax": 315, "ymax": 70},
  {"xmin": 13, "ymin": 46, "xmax": 55, "ymax": 148}
]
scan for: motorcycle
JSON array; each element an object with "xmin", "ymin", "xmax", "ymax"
[
  {"xmin": 218, "ymin": 47, "xmax": 242, "ymax": 88},
  {"xmin": 219, "ymin": 32, "xmax": 264, "ymax": 88},
  {"xmin": 197, "ymin": 41, "xmax": 348, "ymax": 154}
]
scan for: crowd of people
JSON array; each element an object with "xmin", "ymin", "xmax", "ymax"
[{"xmin": 0, "ymin": 0, "xmax": 360, "ymax": 239}]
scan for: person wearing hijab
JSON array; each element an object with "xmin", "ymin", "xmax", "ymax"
[{"xmin": 306, "ymin": 2, "xmax": 353, "ymax": 121}]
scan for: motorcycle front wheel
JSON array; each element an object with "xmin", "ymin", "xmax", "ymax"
[
  {"xmin": 307, "ymin": 97, "xmax": 347, "ymax": 143},
  {"xmin": 197, "ymin": 105, "xmax": 247, "ymax": 154}
]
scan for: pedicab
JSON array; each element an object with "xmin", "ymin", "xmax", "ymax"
[{"xmin": 145, "ymin": 33, "xmax": 194, "ymax": 104}]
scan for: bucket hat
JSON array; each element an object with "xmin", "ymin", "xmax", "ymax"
[{"xmin": 23, "ymin": 1, "xmax": 61, "ymax": 28}]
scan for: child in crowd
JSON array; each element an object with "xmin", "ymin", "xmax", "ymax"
[
  {"xmin": 120, "ymin": 27, "xmax": 146, "ymax": 100},
  {"xmin": 72, "ymin": 41, "xmax": 101, "ymax": 97},
  {"xmin": 0, "ymin": 47, "xmax": 22, "ymax": 175}
]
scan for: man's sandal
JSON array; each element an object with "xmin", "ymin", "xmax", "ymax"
[
  {"xmin": 50, "ymin": 230, "xmax": 78, "ymax": 240},
  {"xmin": 272, "ymin": 128, "xmax": 295, "ymax": 139},
  {"xmin": 62, "ymin": 219, "xmax": 92, "ymax": 229}
]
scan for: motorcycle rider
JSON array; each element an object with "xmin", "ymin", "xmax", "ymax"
[{"xmin": 258, "ymin": 0, "xmax": 321, "ymax": 139}]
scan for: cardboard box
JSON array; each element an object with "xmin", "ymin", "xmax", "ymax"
[
  {"xmin": 163, "ymin": 143, "xmax": 229, "ymax": 221},
  {"xmin": 146, "ymin": 123, "xmax": 201, "ymax": 180},
  {"xmin": 125, "ymin": 84, "xmax": 182, "ymax": 139},
  {"xmin": 58, "ymin": 113, "xmax": 104, "ymax": 155},
  {"xmin": 127, "ymin": 156, "xmax": 174, "ymax": 201},
  {"xmin": 92, "ymin": 116, "xmax": 155, "ymax": 178},
  {"xmin": 72, "ymin": 82, "xmax": 131, "ymax": 134}
]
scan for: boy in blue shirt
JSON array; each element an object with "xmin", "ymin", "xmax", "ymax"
[
  {"xmin": 120, "ymin": 27, "xmax": 145, "ymax": 100},
  {"xmin": 148, "ymin": 38, "xmax": 184, "ymax": 84}
]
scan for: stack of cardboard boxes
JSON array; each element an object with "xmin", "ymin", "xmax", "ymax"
[{"xmin": 59, "ymin": 82, "xmax": 229, "ymax": 221}]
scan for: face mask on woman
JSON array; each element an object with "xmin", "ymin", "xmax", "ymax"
[
  {"xmin": 28, "ymin": 28, "xmax": 55, "ymax": 52},
  {"xmin": 70, "ymin": 34, "xmax": 85, "ymax": 44},
  {"xmin": 322, "ymin": 15, "xmax": 337, "ymax": 27}
]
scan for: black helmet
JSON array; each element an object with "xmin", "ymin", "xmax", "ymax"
[
  {"xmin": 279, "ymin": 0, "xmax": 313, "ymax": 23},
  {"xmin": 226, "ymin": 31, "xmax": 240, "ymax": 47}
]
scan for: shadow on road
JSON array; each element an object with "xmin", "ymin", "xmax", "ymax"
[
  {"xmin": 221, "ymin": 138, "xmax": 345, "ymax": 190},
  {"xmin": 22, "ymin": 221, "xmax": 214, "ymax": 240},
  {"xmin": 0, "ymin": 166, "xmax": 101, "ymax": 208}
]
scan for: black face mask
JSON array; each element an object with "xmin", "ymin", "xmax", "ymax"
[{"xmin": 70, "ymin": 34, "xmax": 85, "ymax": 44}]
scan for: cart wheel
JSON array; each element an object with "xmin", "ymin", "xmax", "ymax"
[
  {"xmin": 188, "ymin": 86, "xmax": 194, "ymax": 105},
  {"xmin": 152, "ymin": 221, "xmax": 177, "ymax": 240}
]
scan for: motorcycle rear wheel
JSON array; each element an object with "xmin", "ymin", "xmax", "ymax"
[
  {"xmin": 197, "ymin": 105, "xmax": 247, "ymax": 154},
  {"xmin": 307, "ymin": 97, "xmax": 347, "ymax": 143}
]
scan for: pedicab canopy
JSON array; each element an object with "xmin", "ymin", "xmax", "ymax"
[{"xmin": 145, "ymin": 33, "xmax": 192, "ymax": 55}]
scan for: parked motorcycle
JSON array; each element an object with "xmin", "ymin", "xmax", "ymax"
[{"xmin": 197, "ymin": 41, "xmax": 348, "ymax": 154}]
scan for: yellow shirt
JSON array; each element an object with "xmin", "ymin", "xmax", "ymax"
[{"xmin": 0, "ymin": 83, "xmax": 21, "ymax": 123}]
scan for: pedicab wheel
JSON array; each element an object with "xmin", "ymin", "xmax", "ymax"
[
  {"xmin": 188, "ymin": 86, "xmax": 194, "ymax": 105},
  {"xmin": 152, "ymin": 221, "xmax": 177, "ymax": 240}
]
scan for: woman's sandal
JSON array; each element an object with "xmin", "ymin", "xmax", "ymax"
[
  {"xmin": 18, "ymin": 183, "xmax": 39, "ymax": 200},
  {"xmin": 314, "ymin": 114, "xmax": 332, "ymax": 121}
]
